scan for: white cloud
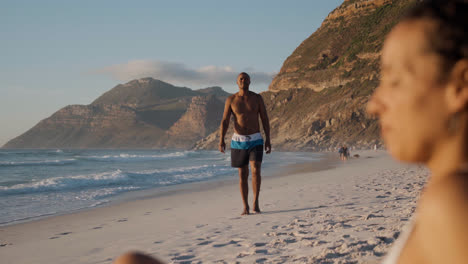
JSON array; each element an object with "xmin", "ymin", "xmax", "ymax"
[{"xmin": 91, "ymin": 60, "xmax": 274, "ymax": 87}]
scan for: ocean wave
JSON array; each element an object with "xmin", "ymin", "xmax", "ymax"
[
  {"xmin": 79, "ymin": 151, "xmax": 193, "ymax": 161},
  {"xmin": 0, "ymin": 186, "xmax": 139, "ymax": 226},
  {"xmin": 0, "ymin": 164, "xmax": 235, "ymax": 196},
  {"xmin": 129, "ymin": 164, "xmax": 235, "ymax": 186},
  {"xmin": 0, "ymin": 159, "xmax": 77, "ymax": 167},
  {"xmin": 0, "ymin": 170, "xmax": 129, "ymax": 195},
  {"xmin": 131, "ymin": 164, "xmax": 233, "ymax": 178}
]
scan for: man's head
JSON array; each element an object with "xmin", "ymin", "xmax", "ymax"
[{"xmin": 237, "ymin": 72, "xmax": 251, "ymax": 91}]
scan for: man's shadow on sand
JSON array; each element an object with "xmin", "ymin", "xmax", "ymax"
[{"xmin": 260, "ymin": 205, "xmax": 328, "ymax": 215}]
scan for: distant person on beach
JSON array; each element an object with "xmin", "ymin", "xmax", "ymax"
[
  {"xmin": 339, "ymin": 145, "xmax": 349, "ymax": 161},
  {"xmin": 338, "ymin": 146, "xmax": 345, "ymax": 160},
  {"xmin": 343, "ymin": 146, "xmax": 350, "ymax": 160},
  {"xmin": 219, "ymin": 72, "xmax": 271, "ymax": 215},
  {"xmin": 367, "ymin": 0, "xmax": 468, "ymax": 263}
]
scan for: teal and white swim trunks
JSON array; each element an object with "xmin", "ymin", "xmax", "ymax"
[{"xmin": 230, "ymin": 132, "xmax": 264, "ymax": 167}]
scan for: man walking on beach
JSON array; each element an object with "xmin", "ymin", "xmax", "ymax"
[{"xmin": 219, "ymin": 72, "xmax": 271, "ymax": 215}]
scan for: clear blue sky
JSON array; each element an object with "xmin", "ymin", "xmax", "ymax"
[{"xmin": 1, "ymin": 0, "xmax": 343, "ymax": 146}]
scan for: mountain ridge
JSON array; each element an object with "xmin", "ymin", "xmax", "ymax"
[{"xmin": 3, "ymin": 78, "xmax": 230, "ymax": 149}]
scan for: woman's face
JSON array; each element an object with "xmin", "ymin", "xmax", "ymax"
[{"xmin": 367, "ymin": 20, "xmax": 451, "ymax": 163}]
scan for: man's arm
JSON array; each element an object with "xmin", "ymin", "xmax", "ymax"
[
  {"xmin": 219, "ymin": 96, "xmax": 233, "ymax": 153},
  {"xmin": 258, "ymin": 95, "xmax": 271, "ymax": 154}
]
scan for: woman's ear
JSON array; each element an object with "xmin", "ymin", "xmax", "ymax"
[{"xmin": 445, "ymin": 59, "xmax": 468, "ymax": 114}]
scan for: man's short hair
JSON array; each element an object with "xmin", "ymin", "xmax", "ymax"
[{"xmin": 238, "ymin": 72, "xmax": 250, "ymax": 78}]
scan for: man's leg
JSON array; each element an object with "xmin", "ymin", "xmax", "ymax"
[
  {"xmin": 238, "ymin": 165, "xmax": 249, "ymax": 215},
  {"xmin": 250, "ymin": 161, "xmax": 262, "ymax": 213}
]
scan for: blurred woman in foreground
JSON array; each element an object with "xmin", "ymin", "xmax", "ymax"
[{"xmin": 367, "ymin": 0, "xmax": 468, "ymax": 263}]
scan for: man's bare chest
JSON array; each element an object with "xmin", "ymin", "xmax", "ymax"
[{"xmin": 231, "ymin": 97, "xmax": 258, "ymax": 115}]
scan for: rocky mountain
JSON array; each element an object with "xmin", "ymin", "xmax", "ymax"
[
  {"xmin": 195, "ymin": 0, "xmax": 416, "ymax": 151},
  {"xmin": 164, "ymin": 95, "xmax": 225, "ymax": 148},
  {"xmin": 3, "ymin": 78, "xmax": 230, "ymax": 149}
]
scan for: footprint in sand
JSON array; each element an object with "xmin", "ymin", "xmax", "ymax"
[
  {"xmin": 255, "ymin": 249, "xmax": 268, "ymax": 254},
  {"xmin": 284, "ymin": 238, "xmax": 297, "ymax": 244},
  {"xmin": 171, "ymin": 255, "xmax": 195, "ymax": 261},
  {"xmin": 300, "ymin": 236, "xmax": 317, "ymax": 241},
  {"xmin": 87, "ymin": 247, "xmax": 103, "ymax": 254},
  {"xmin": 312, "ymin": 240, "xmax": 328, "ymax": 246},
  {"xmin": 265, "ymin": 232, "xmax": 287, "ymax": 237},
  {"xmin": 292, "ymin": 230, "xmax": 308, "ymax": 237},
  {"xmin": 212, "ymin": 240, "xmax": 242, "ymax": 248},
  {"xmin": 117, "ymin": 218, "xmax": 127, "ymax": 222},
  {"xmin": 269, "ymin": 238, "xmax": 298, "ymax": 247},
  {"xmin": 376, "ymin": 236, "xmax": 394, "ymax": 244},
  {"xmin": 49, "ymin": 232, "xmax": 72, "ymax": 239},
  {"xmin": 236, "ymin": 252, "xmax": 250, "ymax": 258},
  {"xmin": 197, "ymin": 240, "xmax": 213, "ymax": 246},
  {"xmin": 363, "ymin": 214, "xmax": 384, "ymax": 220}
]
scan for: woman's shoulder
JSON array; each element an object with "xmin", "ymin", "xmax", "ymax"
[
  {"xmin": 416, "ymin": 173, "xmax": 468, "ymax": 262},
  {"xmin": 419, "ymin": 173, "xmax": 468, "ymax": 219}
]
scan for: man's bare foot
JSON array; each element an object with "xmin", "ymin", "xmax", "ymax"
[
  {"xmin": 253, "ymin": 206, "xmax": 261, "ymax": 214},
  {"xmin": 241, "ymin": 207, "xmax": 250, "ymax": 215}
]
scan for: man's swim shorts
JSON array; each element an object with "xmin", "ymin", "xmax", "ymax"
[{"xmin": 230, "ymin": 132, "xmax": 264, "ymax": 168}]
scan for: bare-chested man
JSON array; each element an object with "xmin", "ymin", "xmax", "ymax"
[{"xmin": 219, "ymin": 72, "xmax": 271, "ymax": 215}]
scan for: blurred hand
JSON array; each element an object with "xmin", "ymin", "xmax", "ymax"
[
  {"xmin": 219, "ymin": 141, "xmax": 226, "ymax": 153},
  {"xmin": 265, "ymin": 141, "xmax": 271, "ymax": 154}
]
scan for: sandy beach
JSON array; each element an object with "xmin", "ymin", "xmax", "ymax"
[{"xmin": 0, "ymin": 150, "xmax": 428, "ymax": 264}]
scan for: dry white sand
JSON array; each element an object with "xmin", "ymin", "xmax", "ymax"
[{"xmin": 0, "ymin": 150, "xmax": 428, "ymax": 264}]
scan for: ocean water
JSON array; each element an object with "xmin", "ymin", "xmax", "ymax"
[{"xmin": 0, "ymin": 149, "xmax": 321, "ymax": 226}]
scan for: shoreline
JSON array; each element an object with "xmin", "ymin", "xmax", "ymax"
[
  {"xmin": 0, "ymin": 151, "xmax": 331, "ymax": 228},
  {"xmin": 0, "ymin": 150, "xmax": 427, "ymax": 263}
]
